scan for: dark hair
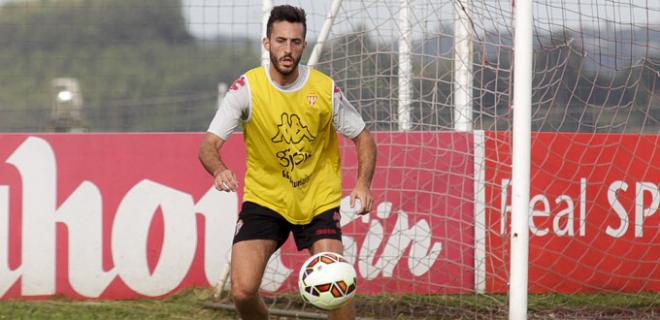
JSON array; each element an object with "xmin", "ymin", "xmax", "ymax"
[{"xmin": 266, "ymin": 5, "xmax": 307, "ymax": 39}]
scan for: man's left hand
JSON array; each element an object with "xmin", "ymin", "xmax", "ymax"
[{"xmin": 350, "ymin": 183, "xmax": 373, "ymax": 215}]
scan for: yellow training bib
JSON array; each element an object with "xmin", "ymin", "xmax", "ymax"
[{"xmin": 242, "ymin": 66, "xmax": 341, "ymax": 225}]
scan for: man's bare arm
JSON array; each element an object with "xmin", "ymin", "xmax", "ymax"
[
  {"xmin": 198, "ymin": 133, "xmax": 239, "ymax": 192},
  {"xmin": 349, "ymin": 128, "xmax": 377, "ymax": 214}
]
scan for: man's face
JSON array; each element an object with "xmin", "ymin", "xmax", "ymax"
[{"xmin": 264, "ymin": 21, "xmax": 306, "ymax": 76}]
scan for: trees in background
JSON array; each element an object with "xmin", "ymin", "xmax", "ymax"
[
  {"xmin": 0, "ymin": 0, "xmax": 257, "ymax": 131},
  {"xmin": 0, "ymin": 0, "xmax": 656, "ymax": 132}
]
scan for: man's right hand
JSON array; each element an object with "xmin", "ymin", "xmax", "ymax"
[{"xmin": 199, "ymin": 133, "xmax": 238, "ymax": 192}]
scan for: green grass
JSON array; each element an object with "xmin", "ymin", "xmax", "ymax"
[
  {"xmin": 0, "ymin": 290, "xmax": 657, "ymax": 320},
  {"xmin": 0, "ymin": 289, "xmax": 234, "ymax": 320},
  {"xmin": 528, "ymin": 292, "xmax": 659, "ymax": 309},
  {"xmin": 264, "ymin": 292, "xmax": 658, "ymax": 319}
]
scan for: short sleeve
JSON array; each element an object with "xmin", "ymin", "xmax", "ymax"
[
  {"xmin": 207, "ymin": 75, "xmax": 251, "ymax": 140},
  {"xmin": 331, "ymin": 83, "xmax": 366, "ymax": 139}
]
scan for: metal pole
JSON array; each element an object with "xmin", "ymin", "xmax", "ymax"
[
  {"xmin": 261, "ymin": 0, "xmax": 273, "ymax": 66},
  {"xmin": 308, "ymin": 0, "xmax": 343, "ymax": 67},
  {"xmin": 509, "ymin": 0, "xmax": 533, "ymax": 318},
  {"xmin": 473, "ymin": 130, "xmax": 486, "ymax": 294},
  {"xmin": 453, "ymin": 0, "xmax": 473, "ymax": 131},
  {"xmin": 398, "ymin": 0, "xmax": 412, "ymax": 131}
]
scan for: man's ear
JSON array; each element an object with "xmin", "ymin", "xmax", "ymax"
[{"xmin": 262, "ymin": 37, "xmax": 270, "ymax": 51}]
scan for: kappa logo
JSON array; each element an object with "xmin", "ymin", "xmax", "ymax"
[
  {"xmin": 333, "ymin": 210, "xmax": 341, "ymax": 229},
  {"xmin": 307, "ymin": 95, "xmax": 318, "ymax": 107},
  {"xmin": 333, "ymin": 85, "xmax": 344, "ymax": 100},
  {"xmin": 271, "ymin": 113, "xmax": 315, "ymax": 144},
  {"xmin": 235, "ymin": 219, "xmax": 244, "ymax": 236},
  {"xmin": 229, "ymin": 76, "xmax": 246, "ymax": 91}
]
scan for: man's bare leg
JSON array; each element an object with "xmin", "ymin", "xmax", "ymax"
[
  {"xmin": 231, "ymin": 239, "xmax": 277, "ymax": 320},
  {"xmin": 310, "ymin": 239, "xmax": 356, "ymax": 320}
]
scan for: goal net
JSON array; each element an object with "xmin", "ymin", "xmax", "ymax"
[{"xmin": 197, "ymin": 0, "xmax": 657, "ymax": 318}]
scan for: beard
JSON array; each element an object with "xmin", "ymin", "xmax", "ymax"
[{"xmin": 269, "ymin": 51, "xmax": 302, "ymax": 76}]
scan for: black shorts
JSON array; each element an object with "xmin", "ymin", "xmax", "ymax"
[{"xmin": 233, "ymin": 201, "xmax": 342, "ymax": 251}]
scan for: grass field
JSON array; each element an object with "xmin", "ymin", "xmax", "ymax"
[
  {"xmin": 0, "ymin": 289, "xmax": 657, "ymax": 319},
  {"xmin": 0, "ymin": 289, "xmax": 233, "ymax": 320}
]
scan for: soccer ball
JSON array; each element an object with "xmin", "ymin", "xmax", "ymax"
[{"xmin": 298, "ymin": 252, "xmax": 357, "ymax": 310}]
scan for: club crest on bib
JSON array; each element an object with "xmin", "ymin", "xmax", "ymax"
[{"xmin": 307, "ymin": 95, "xmax": 318, "ymax": 108}]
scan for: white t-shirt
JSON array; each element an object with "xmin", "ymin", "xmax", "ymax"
[{"xmin": 207, "ymin": 64, "xmax": 366, "ymax": 140}]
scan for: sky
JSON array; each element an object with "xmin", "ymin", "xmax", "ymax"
[
  {"xmin": 0, "ymin": 0, "xmax": 657, "ymax": 42},
  {"xmin": 181, "ymin": 0, "xmax": 451, "ymax": 41},
  {"xmin": 181, "ymin": 0, "xmax": 659, "ymax": 41}
]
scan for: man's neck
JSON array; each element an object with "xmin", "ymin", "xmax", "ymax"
[{"xmin": 268, "ymin": 64, "xmax": 299, "ymax": 87}]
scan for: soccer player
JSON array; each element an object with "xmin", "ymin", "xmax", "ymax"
[{"xmin": 198, "ymin": 5, "xmax": 376, "ymax": 320}]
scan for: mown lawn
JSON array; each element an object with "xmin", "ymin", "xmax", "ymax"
[
  {"xmin": 0, "ymin": 289, "xmax": 234, "ymax": 320},
  {"xmin": 0, "ymin": 289, "xmax": 657, "ymax": 319}
]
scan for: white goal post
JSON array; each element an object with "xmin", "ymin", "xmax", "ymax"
[{"xmin": 509, "ymin": 0, "xmax": 533, "ymax": 318}]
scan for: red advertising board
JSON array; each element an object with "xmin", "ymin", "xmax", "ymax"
[
  {"xmin": 0, "ymin": 133, "xmax": 243, "ymax": 299},
  {"xmin": 2, "ymin": 131, "xmax": 656, "ymax": 299},
  {"xmin": 485, "ymin": 132, "xmax": 660, "ymax": 293},
  {"xmin": 0, "ymin": 132, "xmax": 475, "ymax": 299}
]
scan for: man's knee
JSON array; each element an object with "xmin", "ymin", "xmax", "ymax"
[{"xmin": 232, "ymin": 282, "xmax": 260, "ymax": 304}]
